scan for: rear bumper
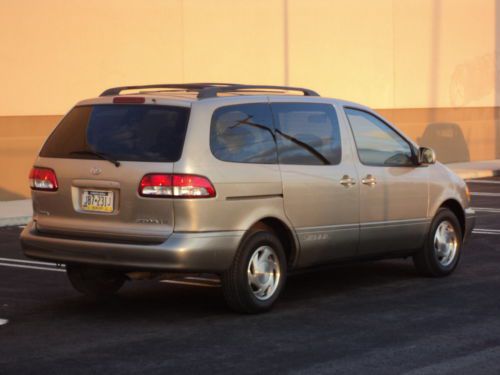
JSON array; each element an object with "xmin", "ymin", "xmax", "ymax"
[
  {"xmin": 20, "ymin": 221, "xmax": 243, "ymax": 272},
  {"xmin": 464, "ymin": 207, "xmax": 476, "ymax": 243}
]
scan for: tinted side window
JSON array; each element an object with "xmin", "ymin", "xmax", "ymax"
[
  {"xmin": 210, "ymin": 103, "xmax": 277, "ymax": 164},
  {"xmin": 271, "ymin": 103, "xmax": 341, "ymax": 165},
  {"xmin": 345, "ymin": 108, "xmax": 414, "ymax": 166}
]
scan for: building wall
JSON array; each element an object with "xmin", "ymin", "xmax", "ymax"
[{"xmin": 0, "ymin": 0, "xmax": 499, "ymax": 199}]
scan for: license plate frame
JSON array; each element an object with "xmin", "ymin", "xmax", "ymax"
[{"xmin": 81, "ymin": 189, "xmax": 114, "ymax": 213}]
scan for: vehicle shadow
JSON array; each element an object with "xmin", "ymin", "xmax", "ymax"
[
  {"xmin": 282, "ymin": 259, "xmax": 421, "ymax": 306},
  {"xmin": 0, "ymin": 187, "xmax": 27, "ymax": 201},
  {"xmin": 36, "ymin": 259, "xmax": 420, "ymax": 321},
  {"xmin": 417, "ymin": 122, "xmax": 470, "ymax": 163}
]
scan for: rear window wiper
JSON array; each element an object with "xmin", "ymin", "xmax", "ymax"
[
  {"xmin": 70, "ymin": 150, "xmax": 121, "ymax": 167},
  {"xmin": 275, "ymin": 129, "xmax": 331, "ymax": 165}
]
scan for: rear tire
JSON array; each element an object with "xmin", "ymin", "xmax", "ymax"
[
  {"xmin": 413, "ymin": 208, "xmax": 462, "ymax": 277},
  {"xmin": 222, "ymin": 229, "xmax": 286, "ymax": 314},
  {"xmin": 66, "ymin": 264, "xmax": 126, "ymax": 298}
]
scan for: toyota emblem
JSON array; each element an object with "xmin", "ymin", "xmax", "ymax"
[{"xmin": 90, "ymin": 167, "xmax": 102, "ymax": 176}]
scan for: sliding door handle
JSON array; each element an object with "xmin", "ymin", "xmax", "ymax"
[
  {"xmin": 340, "ymin": 175, "xmax": 356, "ymax": 188},
  {"xmin": 361, "ymin": 174, "xmax": 377, "ymax": 186}
]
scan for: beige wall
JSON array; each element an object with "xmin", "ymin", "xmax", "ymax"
[
  {"xmin": 0, "ymin": 0, "xmax": 499, "ymax": 199},
  {"xmin": 0, "ymin": 116, "xmax": 60, "ymax": 200}
]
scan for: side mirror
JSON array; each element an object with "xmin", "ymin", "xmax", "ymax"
[{"xmin": 419, "ymin": 147, "xmax": 436, "ymax": 165}]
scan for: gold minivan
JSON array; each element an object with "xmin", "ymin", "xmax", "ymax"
[{"xmin": 20, "ymin": 84, "xmax": 475, "ymax": 313}]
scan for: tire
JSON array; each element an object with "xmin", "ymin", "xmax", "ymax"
[
  {"xmin": 222, "ymin": 228, "xmax": 287, "ymax": 314},
  {"xmin": 413, "ymin": 208, "xmax": 463, "ymax": 277},
  {"xmin": 66, "ymin": 264, "xmax": 126, "ymax": 298}
]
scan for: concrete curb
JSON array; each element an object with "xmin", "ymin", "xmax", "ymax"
[
  {"xmin": 447, "ymin": 160, "xmax": 500, "ymax": 180},
  {"xmin": 0, "ymin": 216, "xmax": 31, "ymax": 227},
  {"xmin": 452, "ymin": 170, "xmax": 499, "ymax": 180},
  {"xmin": 0, "ymin": 200, "xmax": 32, "ymax": 227}
]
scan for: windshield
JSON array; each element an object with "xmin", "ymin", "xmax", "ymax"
[{"xmin": 40, "ymin": 104, "xmax": 190, "ymax": 162}]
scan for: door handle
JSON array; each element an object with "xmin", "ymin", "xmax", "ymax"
[
  {"xmin": 340, "ymin": 175, "xmax": 356, "ymax": 188},
  {"xmin": 361, "ymin": 174, "xmax": 377, "ymax": 186}
]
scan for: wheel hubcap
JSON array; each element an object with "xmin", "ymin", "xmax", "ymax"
[
  {"xmin": 434, "ymin": 220, "xmax": 458, "ymax": 267},
  {"xmin": 247, "ymin": 245, "xmax": 281, "ymax": 301}
]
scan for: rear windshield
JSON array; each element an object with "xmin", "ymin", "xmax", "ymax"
[{"xmin": 40, "ymin": 104, "xmax": 190, "ymax": 162}]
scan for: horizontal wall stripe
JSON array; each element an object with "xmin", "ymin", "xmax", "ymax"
[{"xmin": 0, "ymin": 105, "xmax": 499, "ymax": 200}]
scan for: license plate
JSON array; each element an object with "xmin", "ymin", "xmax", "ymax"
[{"xmin": 81, "ymin": 190, "xmax": 114, "ymax": 213}]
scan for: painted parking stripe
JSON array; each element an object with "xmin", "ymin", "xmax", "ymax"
[
  {"xmin": 470, "ymin": 192, "xmax": 500, "ymax": 197},
  {"xmin": 0, "ymin": 257, "xmax": 61, "ymax": 267},
  {"xmin": 472, "ymin": 207, "xmax": 500, "ymax": 213},
  {"xmin": 467, "ymin": 180, "xmax": 500, "ymax": 184},
  {"xmin": 473, "ymin": 228, "xmax": 500, "ymax": 235},
  {"xmin": 160, "ymin": 279, "xmax": 220, "ymax": 288},
  {"xmin": 0, "ymin": 262, "xmax": 65, "ymax": 272}
]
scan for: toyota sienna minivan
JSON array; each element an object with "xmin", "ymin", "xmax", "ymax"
[{"xmin": 20, "ymin": 83, "xmax": 475, "ymax": 313}]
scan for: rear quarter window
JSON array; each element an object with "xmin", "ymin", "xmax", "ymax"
[
  {"xmin": 40, "ymin": 104, "xmax": 190, "ymax": 162},
  {"xmin": 271, "ymin": 103, "xmax": 341, "ymax": 165},
  {"xmin": 210, "ymin": 103, "xmax": 277, "ymax": 164}
]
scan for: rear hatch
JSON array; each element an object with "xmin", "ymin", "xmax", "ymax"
[{"xmin": 32, "ymin": 102, "xmax": 190, "ymax": 243}]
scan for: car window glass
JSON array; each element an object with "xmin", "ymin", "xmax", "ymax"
[
  {"xmin": 345, "ymin": 108, "xmax": 414, "ymax": 166},
  {"xmin": 210, "ymin": 103, "xmax": 277, "ymax": 164},
  {"xmin": 40, "ymin": 105, "xmax": 190, "ymax": 162},
  {"xmin": 271, "ymin": 103, "xmax": 341, "ymax": 165}
]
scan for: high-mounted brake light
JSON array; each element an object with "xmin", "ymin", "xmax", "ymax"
[
  {"xmin": 139, "ymin": 174, "xmax": 216, "ymax": 198},
  {"xmin": 29, "ymin": 167, "xmax": 58, "ymax": 191},
  {"xmin": 113, "ymin": 96, "xmax": 145, "ymax": 104}
]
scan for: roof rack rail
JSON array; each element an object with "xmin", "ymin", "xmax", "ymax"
[
  {"xmin": 99, "ymin": 83, "xmax": 320, "ymax": 98},
  {"xmin": 99, "ymin": 83, "xmax": 236, "ymax": 97},
  {"xmin": 197, "ymin": 85, "xmax": 319, "ymax": 99}
]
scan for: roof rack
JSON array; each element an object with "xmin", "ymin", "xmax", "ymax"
[
  {"xmin": 99, "ymin": 83, "xmax": 320, "ymax": 99},
  {"xmin": 197, "ymin": 84, "xmax": 319, "ymax": 99},
  {"xmin": 99, "ymin": 83, "xmax": 235, "ymax": 97}
]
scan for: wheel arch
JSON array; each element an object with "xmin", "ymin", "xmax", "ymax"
[
  {"xmin": 438, "ymin": 199, "xmax": 466, "ymax": 238},
  {"xmin": 244, "ymin": 217, "xmax": 300, "ymax": 269}
]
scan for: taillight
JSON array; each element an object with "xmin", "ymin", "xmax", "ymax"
[
  {"xmin": 139, "ymin": 174, "xmax": 215, "ymax": 198},
  {"xmin": 29, "ymin": 167, "xmax": 58, "ymax": 191}
]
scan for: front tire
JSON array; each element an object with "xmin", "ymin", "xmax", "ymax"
[
  {"xmin": 222, "ymin": 229, "xmax": 286, "ymax": 314},
  {"xmin": 413, "ymin": 208, "xmax": 463, "ymax": 277},
  {"xmin": 66, "ymin": 264, "xmax": 126, "ymax": 299}
]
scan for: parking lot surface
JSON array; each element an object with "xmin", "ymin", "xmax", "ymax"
[{"xmin": 1, "ymin": 177, "xmax": 500, "ymax": 374}]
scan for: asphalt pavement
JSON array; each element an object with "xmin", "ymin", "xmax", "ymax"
[{"xmin": 1, "ymin": 177, "xmax": 500, "ymax": 374}]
